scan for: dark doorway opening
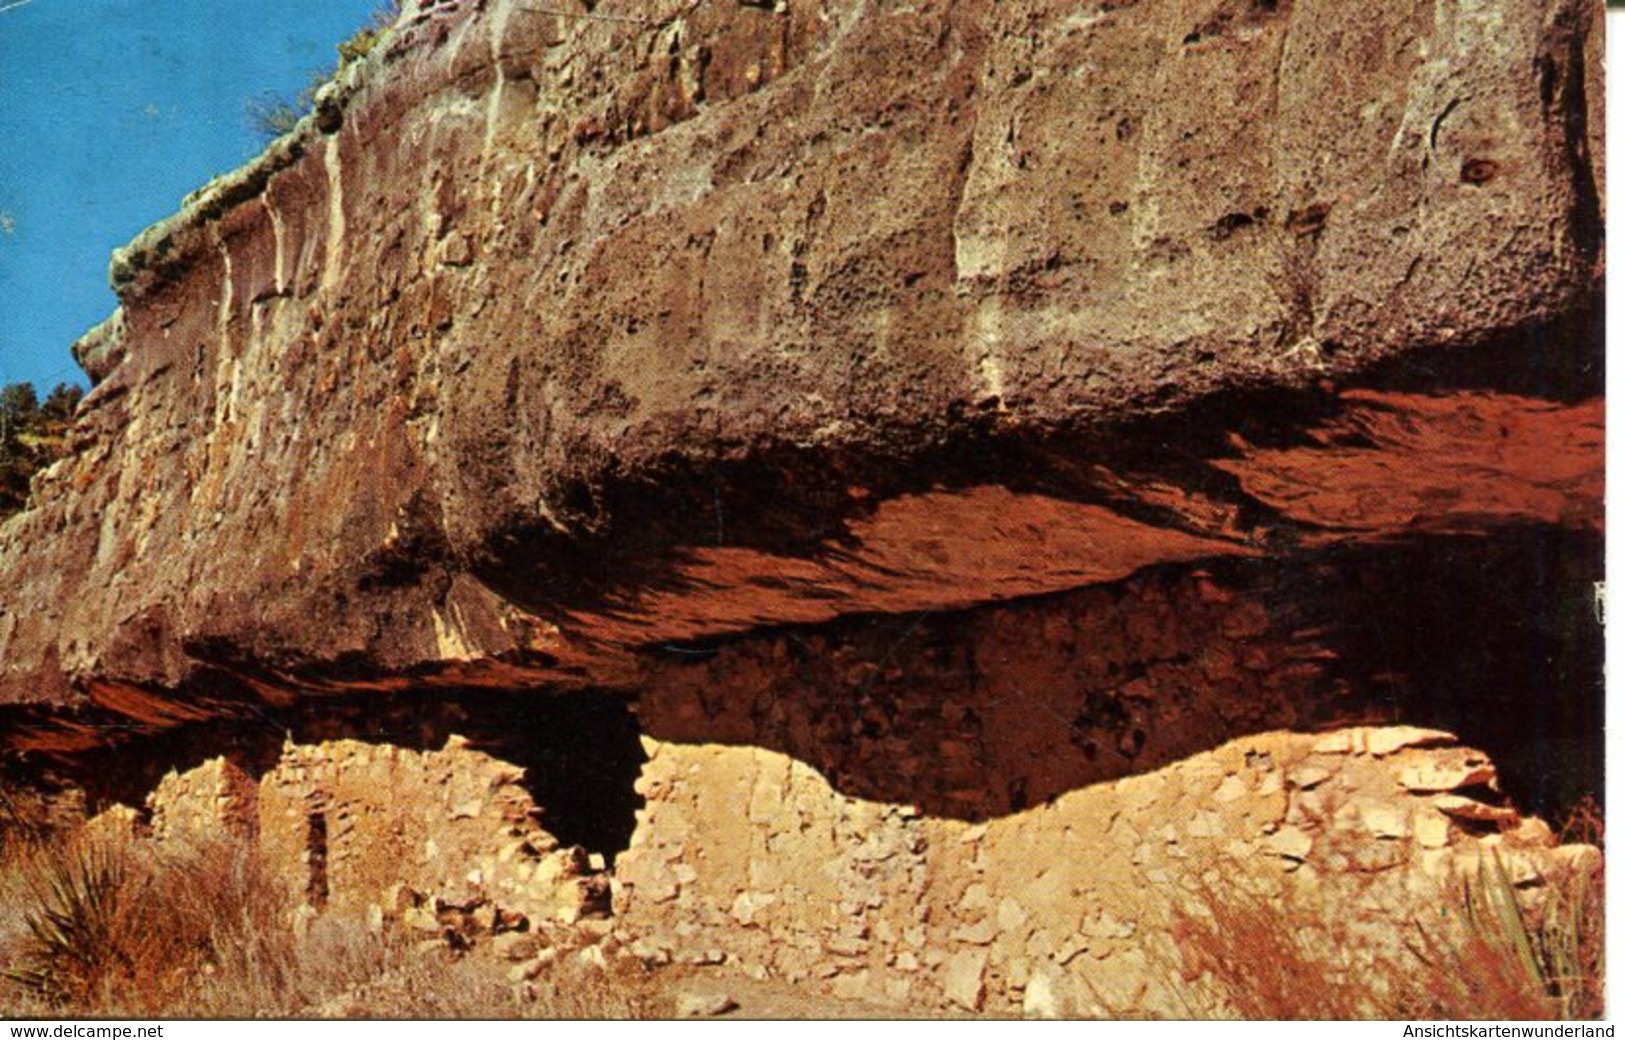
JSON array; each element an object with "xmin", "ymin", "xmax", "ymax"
[
  {"xmin": 305, "ymin": 800, "xmax": 330, "ymax": 909},
  {"xmin": 1270, "ymin": 526, "xmax": 1604, "ymax": 829}
]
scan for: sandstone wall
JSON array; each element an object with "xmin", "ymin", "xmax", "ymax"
[
  {"xmin": 633, "ymin": 565, "xmax": 1355, "ymax": 818},
  {"xmin": 72, "ymin": 698, "xmax": 1599, "ymax": 1018},
  {"xmin": 614, "ymin": 726, "xmax": 1599, "ymax": 1016},
  {"xmin": 121, "ymin": 738, "xmax": 607, "ymax": 934},
  {"xmin": 0, "ymin": 0, "xmax": 1602, "ymax": 741},
  {"xmin": 147, "ymin": 755, "xmax": 258, "ymax": 847}
]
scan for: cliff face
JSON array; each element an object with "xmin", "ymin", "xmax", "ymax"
[
  {"xmin": 0, "ymin": 0, "xmax": 1605, "ymax": 1016},
  {"xmin": 0, "ymin": 0, "xmax": 1602, "ymax": 750}
]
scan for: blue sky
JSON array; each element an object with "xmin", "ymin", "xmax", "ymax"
[{"xmin": 0, "ymin": 0, "xmax": 387, "ymax": 391}]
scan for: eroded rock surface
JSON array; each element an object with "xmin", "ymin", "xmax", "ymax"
[
  {"xmin": 0, "ymin": 0, "xmax": 1603, "ymax": 742},
  {"xmin": 0, "ymin": 0, "xmax": 1604, "ymax": 1018}
]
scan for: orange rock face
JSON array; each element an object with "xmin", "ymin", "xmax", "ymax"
[{"xmin": 1219, "ymin": 391, "xmax": 1603, "ymax": 537}]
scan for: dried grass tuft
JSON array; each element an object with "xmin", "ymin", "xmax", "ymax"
[
  {"xmin": 1158, "ymin": 852, "xmax": 1604, "ymax": 1020},
  {"xmin": 0, "ymin": 828, "xmax": 655, "ymax": 1018}
]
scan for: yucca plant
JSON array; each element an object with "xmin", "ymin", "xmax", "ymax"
[
  {"xmin": 2, "ymin": 841, "xmax": 134, "ymax": 1006},
  {"xmin": 1143, "ymin": 844, "xmax": 1606, "ymax": 1020},
  {"xmin": 1463, "ymin": 851, "xmax": 1604, "ymax": 1019}
]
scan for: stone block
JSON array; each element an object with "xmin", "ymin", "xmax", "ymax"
[
  {"xmin": 943, "ymin": 949, "xmax": 988, "ymax": 1011},
  {"xmin": 1398, "ymin": 758, "xmax": 1497, "ymax": 794},
  {"xmin": 492, "ymin": 931, "xmax": 543, "ymax": 961},
  {"xmin": 831, "ymin": 972, "xmax": 872, "ymax": 1001},
  {"xmin": 1366, "ymin": 727, "xmax": 1457, "ymax": 757},
  {"xmin": 1357, "ymin": 802, "xmax": 1410, "ymax": 840},
  {"xmin": 1263, "ymin": 825, "xmax": 1313, "ymax": 863},
  {"xmin": 676, "ymin": 990, "xmax": 738, "ymax": 1017},
  {"xmin": 1414, "ymin": 811, "xmax": 1451, "ymax": 849},
  {"xmin": 402, "ymin": 906, "xmax": 442, "ymax": 934},
  {"xmin": 1433, "ymin": 795, "xmax": 1519, "ymax": 825},
  {"xmin": 1022, "ymin": 967, "xmax": 1063, "ymax": 1019}
]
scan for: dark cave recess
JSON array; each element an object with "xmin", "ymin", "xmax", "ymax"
[
  {"xmin": 637, "ymin": 525, "xmax": 1603, "ymax": 829},
  {"xmin": 35, "ymin": 522, "xmax": 1597, "ymax": 857}
]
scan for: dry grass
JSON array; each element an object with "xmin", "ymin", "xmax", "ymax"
[
  {"xmin": 1458, "ymin": 853, "xmax": 1605, "ymax": 1020},
  {"xmin": 0, "ymin": 832, "xmax": 365, "ymax": 1016},
  {"xmin": 0, "ymin": 831, "xmax": 654, "ymax": 1019},
  {"xmin": 1560, "ymin": 795, "xmax": 1605, "ymax": 850},
  {"xmin": 1157, "ymin": 853, "xmax": 1604, "ymax": 1020},
  {"xmin": 5, "ymin": 820, "xmax": 1597, "ymax": 1020}
]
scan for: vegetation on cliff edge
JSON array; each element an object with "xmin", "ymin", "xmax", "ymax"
[{"xmin": 245, "ymin": 1, "xmax": 402, "ymax": 141}]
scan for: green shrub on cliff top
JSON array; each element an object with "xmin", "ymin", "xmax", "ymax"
[{"xmin": 244, "ymin": 1, "xmax": 401, "ymax": 143}]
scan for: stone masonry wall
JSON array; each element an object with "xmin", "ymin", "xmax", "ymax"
[
  {"xmin": 113, "ymin": 737, "xmax": 608, "ymax": 938},
  {"xmin": 147, "ymin": 755, "xmax": 259, "ymax": 847},
  {"xmin": 632, "ymin": 567, "xmax": 1364, "ymax": 821},
  {"xmin": 613, "ymin": 726, "xmax": 1599, "ymax": 1016},
  {"xmin": 78, "ymin": 711, "xmax": 1598, "ymax": 1016}
]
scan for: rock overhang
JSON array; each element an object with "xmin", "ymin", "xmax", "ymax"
[{"xmin": 0, "ymin": 0, "xmax": 1603, "ymax": 762}]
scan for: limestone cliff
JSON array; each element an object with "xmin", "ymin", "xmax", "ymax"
[
  {"xmin": 0, "ymin": 0, "xmax": 1605, "ymax": 1017},
  {"xmin": 0, "ymin": 0, "xmax": 1602, "ymax": 749}
]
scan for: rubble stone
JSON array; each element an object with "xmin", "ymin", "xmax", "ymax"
[
  {"xmin": 943, "ymin": 949, "xmax": 988, "ymax": 1012},
  {"xmin": 676, "ymin": 990, "xmax": 738, "ymax": 1018},
  {"xmin": 492, "ymin": 932, "xmax": 543, "ymax": 962},
  {"xmin": 611, "ymin": 728, "xmax": 1591, "ymax": 1015}
]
